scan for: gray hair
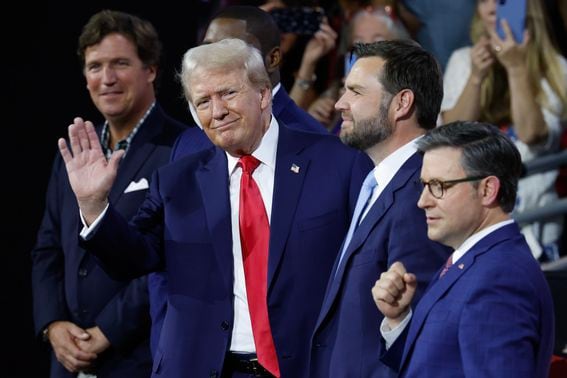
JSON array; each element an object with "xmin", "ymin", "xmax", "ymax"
[
  {"xmin": 417, "ymin": 121, "xmax": 522, "ymax": 213},
  {"xmin": 351, "ymin": 8, "xmax": 410, "ymax": 41},
  {"xmin": 179, "ymin": 38, "xmax": 270, "ymax": 104}
]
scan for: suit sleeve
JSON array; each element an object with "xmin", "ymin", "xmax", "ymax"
[
  {"xmin": 95, "ymin": 276, "xmax": 151, "ymax": 353},
  {"xmin": 458, "ymin": 265, "xmax": 544, "ymax": 377},
  {"xmin": 31, "ymin": 155, "xmax": 70, "ymax": 336},
  {"xmin": 82, "ymin": 170, "xmax": 165, "ymax": 280}
]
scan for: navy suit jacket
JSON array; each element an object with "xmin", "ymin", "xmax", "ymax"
[
  {"xmin": 310, "ymin": 152, "xmax": 451, "ymax": 377},
  {"xmin": 384, "ymin": 223, "xmax": 554, "ymax": 378},
  {"xmin": 147, "ymin": 88, "xmax": 326, "ymax": 355},
  {"xmin": 31, "ymin": 105, "xmax": 187, "ymax": 378},
  {"xmin": 84, "ymin": 124, "xmax": 372, "ymax": 377},
  {"xmin": 272, "ymin": 86, "xmax": 327, "ymax": 134}
]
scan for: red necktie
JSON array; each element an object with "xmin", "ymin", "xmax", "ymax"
[
  {"xmin": 439, "ymin": 255, "xmax": 453, "ymax": 278},
  {"xmin": 238, "ymin": 155, "xmax": 280, "ymax": 377}
]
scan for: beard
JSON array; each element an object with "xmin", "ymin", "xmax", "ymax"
[{"xmin": 340, "ymin": 95, "xmax": 394, "ymax": 151}]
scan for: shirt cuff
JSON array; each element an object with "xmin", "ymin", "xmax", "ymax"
[
  {"xmin": 380, "ymin": 308, "xmax": 413, "ymax": 350},
  {"xmin": 79, "ymin": 204, "xmax": 110, "ymax": 240}
]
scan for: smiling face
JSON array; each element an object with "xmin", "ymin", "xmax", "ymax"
[
  {"xmin": 84, "ymin": 33, "xmax": 156, "ymax": 124},
  {"xmin": 189, "ymin": 67, "xmax": 271, "ymax": 156},
  {"xmin": 335, "ymin": 56, "xmax": 394, "ymax": 152},
  {"xmin": 417, "ymin": 147, "xmax": 486, "ymax": 249}
]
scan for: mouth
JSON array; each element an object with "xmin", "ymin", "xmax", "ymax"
[{"xmin": 211, "ymin": 119, "xmax": 238, "ymax": 130}]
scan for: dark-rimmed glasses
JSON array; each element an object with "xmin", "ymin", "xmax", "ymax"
[{"xmin": 420, "ymin": 176, "xmax": 487, "ymax": 199}]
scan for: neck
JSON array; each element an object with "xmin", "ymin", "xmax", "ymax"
[{"xmin": 365, "ymin": 123, "xmax": 425, "ymax": 166}]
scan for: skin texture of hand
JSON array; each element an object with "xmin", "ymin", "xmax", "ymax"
[
  {"xmin": 76, "ymin": 326, "xmax": 111, "ymax": 355},
  {"xmin": 47, "ymin": 321, "xmax": 97, "ymax": 373},
  {"xmin": 58, "ymin": 117, "xmax": 124, "ymax": 224},
  {"xmin": 372, "ymin": 261, "xmax": 417, "ymax": 328},
  {"xmin": 470, "ymin": 36, "xmax": 495, "ymax": 84},
  {"xmin": 489, "ymin": 19, "xmax": 530, "ymax": 72}
]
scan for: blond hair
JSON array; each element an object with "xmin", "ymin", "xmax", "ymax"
[{"xmin": 470, "ymin": 0, "xmax": 567, "ymax": 124}]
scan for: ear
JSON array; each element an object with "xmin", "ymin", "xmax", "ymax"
[
  {"xmin": 260, "ymin": 85, "xmax": 272, "ymax": 110},
  {"xmin": 479, "ymin": 176, "xmax": 501, "ymax": 207},
  {"xmin": 146, "ymin": 64, "xmax": 158, "ymax": 84},
  {"xmin": 265, "ymin": 47, "xmax": 281, "ymax": 74},
  {"xmin": 392, "ymin": 89, "xmax": 414, "ymax": 122}
]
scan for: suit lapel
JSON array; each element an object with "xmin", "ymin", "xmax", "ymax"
[
  {"xmin": 400, "ymin": 223, "xmax": 520, "ymax": 368},
  {"xmin": 108, "ymin": 106, "xmax": 165, "ymax": 205},
  {"xmin": 196, "ymin": 148, "xmax": 234, "ymax": 291},
  {"xmin": 268, "ymin": 125, "xmax": 310, "ymax": 292},
  {"xmin": 323, "ymin": 154, "xmax": 422, "ymax": 312}
]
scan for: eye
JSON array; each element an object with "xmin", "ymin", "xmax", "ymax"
[
  {"xmin": 86, "ymin": 63, "xmax": 101, "ymax": 73},
  {"xmin": 195, "ymin": 99, "xmax": 210, "ymax": 110}
]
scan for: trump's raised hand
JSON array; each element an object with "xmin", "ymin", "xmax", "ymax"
[{"xmin": 58, "ymin": 117, "xmax": 124, "ymax": 224}]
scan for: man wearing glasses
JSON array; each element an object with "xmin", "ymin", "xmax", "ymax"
[
  {"xmin": 373, "ymin": 121, "xmax": 554, "ymax": 377},
  {"xmin": 310, "ymin": 40, "xmax": 451, "ymax": 377}
]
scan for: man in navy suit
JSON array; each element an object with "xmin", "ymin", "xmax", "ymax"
[
  {"xmin": 31, "ymin": 10, "xmax": 187, "ymax": 377},
  {"xmin": 374, "ymin": 121, "xmax": 554, "ymax": 377},
  {"xmin": 147, "ymin": 5, "xmax": 328, "ymax": 356},
  {"xmin": 309, "ymin": 40, "xmax": 452, "ymax": 377},
  {"xmin": 58, "ymin": 38, "xmax": 371, "ymax": 377}
]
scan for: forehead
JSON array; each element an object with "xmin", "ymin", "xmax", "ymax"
[
  {"xmin": 85, "ymin": 33, "xmax": 138, "ymax": 62},
  {"xmin": 422, "ymin": 147, "xmax": 464, "ymax": 178},
  {"xmin": 203, "ymin": 18, "xmax": 259, "ymax": 48},
  {"xmin": 190, "ymin": 67, "xmax": 248, "ymax": 94},
  {"xmin": 345, "ymin": 56, "xmax": 384, "ymax": 86}
]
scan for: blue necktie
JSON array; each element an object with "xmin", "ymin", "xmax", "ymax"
[{"xmin": 336, "ymin": 171, "xmax": 378, "ymax": 271}]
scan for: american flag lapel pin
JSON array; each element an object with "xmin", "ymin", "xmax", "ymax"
[
  {"xmin": 290, "ymin": 164, "xmax": 300, "ymax": 174},
  {"xmin": 458, "ymin": 263, "xmax": 464, "ymax": 270}
]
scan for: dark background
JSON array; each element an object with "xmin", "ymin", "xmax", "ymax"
[{"xmin": 6, "ymin": 1, "xmax": 211, "ymax": 376}]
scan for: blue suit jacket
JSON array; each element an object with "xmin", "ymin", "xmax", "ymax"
[
  {"xmin": 84, "ymin": 124, "xmax": 373, "ymax": 377},
  {"xmin": 272, "ymin": 86, "xmax": 327, "ymax": 134},
  {"xmin": 148, "ymin": 88, "xmax": 326, "ymax": 355},
  {"xmin": 310, "ymin": 152, "xmax": 451, "ymax": 377},
  {"xmin": 31, "ymin": 105, "xmax": 187, "ymax": 378},
  {"xmin": 384, "ymin": 223, "xmax": 554, "ymax": 378}
]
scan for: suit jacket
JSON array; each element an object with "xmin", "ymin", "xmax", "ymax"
[
  {"xmin": 272, "ymin": 86, "xmax": 327, "ymax": 134},
  {"xmin": 310, "ymin": 152, "xmax": 452, "ymax": 377},
  {"xmin": 31, "ymin": 104, "xmax": 187, "ymax": 378},
  {"xmin": 147, "ymin": 88, "xmax": 326, "ymax": 355},
  {"xmin": 84, "ymin": 124, "xmax": 372, "ymax": 378},
  {"xmin": 384, "ymin": 223, "xmax": 555, "ymax": 378}
]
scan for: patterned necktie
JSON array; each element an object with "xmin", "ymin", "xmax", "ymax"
[
  {"xmin": 439, "ymin": 255, "xmax": 453, "ymax": 278},
  {"xmin": 238, "ymin": 155, "xmax": 280, "ymax": 377},
  {"xmin": 336, "ymin": 171, "xmax": 378, "ymax": 272}
]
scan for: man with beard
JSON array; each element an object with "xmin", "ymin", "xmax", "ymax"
[{"xmin": 309, "ymin": 40, "xmax": 452, "ymax": 377}]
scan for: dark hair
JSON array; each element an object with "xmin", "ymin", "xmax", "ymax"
[
  {"xmin": 213, "ymin": 6, "xmax": 280, "ymax": 57},
  {"xmin": 417, "ymin": 121, "xmax": 522, "ymax": 213},
  {"xmin": 353, "ymin": 40, "xmax": 443, "ymax": 129},
  {"xmin": 77, "ymin": 10, "xmax": 162, "ymax": 85}
]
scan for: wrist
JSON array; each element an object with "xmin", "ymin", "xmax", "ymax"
[{"xmin": 295, "ymin": 73, "xmax": 317, "ymax": 91}]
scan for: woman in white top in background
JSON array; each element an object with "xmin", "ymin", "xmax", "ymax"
[{"xmin": 441, "ymin": 0, "xmax": 567, "ymax": 261}]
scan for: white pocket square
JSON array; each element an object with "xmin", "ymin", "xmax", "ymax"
[{"xmin": 124, "ymin": 178, "xmax": 149, "ymax": 193}]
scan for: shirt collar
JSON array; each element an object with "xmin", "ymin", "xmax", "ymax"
[
  {"xmin": 227, "ymin": 115, "xmax": 279, "ymax": 175},
  {"xmin": 452, "ymin": 219, "xmax": 515, "ymax": 263},
  {"xmin": 101, "ymin": 101, "xmax": 156, "ymax": 158},
  {"xmin": 272, "ymin": 83, "xmax": 281, "ymax": 97},
  {"xmin": 373, "ymin": 136, "xmax": 421, "ymax": 188}
]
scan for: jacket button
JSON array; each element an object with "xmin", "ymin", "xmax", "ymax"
[
  {"xmin": 78, "ymin": 268, "xmax": 88, "ymax": 277},
  {"xmin": 220, "ymin": 321, "xmax": 230, "ymax": 331}
]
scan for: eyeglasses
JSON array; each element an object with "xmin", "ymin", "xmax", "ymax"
[{"xmin": 419, "ymin": 176, "xmax": 487, "ymax": 199}]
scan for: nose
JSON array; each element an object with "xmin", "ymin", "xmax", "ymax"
[
  {"xmin": 417, "ymin": 185, "xmax": 433, "ymax": 210},
  {"xmin": 102, "ymin": 66, "xmax": 117, "ymax": 85},
  {"xmin": 211, "ymin": 96, "xmax": 228, "ymax": 120},
  {"xmin": 335, "ymin": 93, "xmax": 347, "ymax": 112}
]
